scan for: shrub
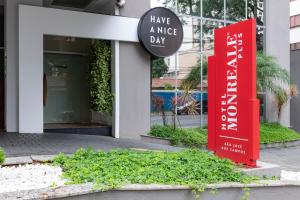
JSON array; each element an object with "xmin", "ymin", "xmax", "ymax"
[
  {"xmin": 260, "ymin": 123, "xmax": 300, "ymax": 144},
  {"xmin": 54, "ymin": 148, "xmax": 256, "ymax": 192},
  {"xmin": 0, "ymin": 147, "xmax": 5, "ymax": 165},
  {"xmin": 150, "ymin": 125, "xmax": 207, "ymax": 148},
  {"xmin": 163, "ymin": 83, "xmax": 174, "ymax": 90},
  {"xmin": 150, "ymin": 124, "xmax": 300, "ymax": 147}
]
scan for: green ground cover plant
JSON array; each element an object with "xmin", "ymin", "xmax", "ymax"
[
  {"xmin": 260, "ymin": 123, "xmax": 300, "ymax": 144},
  {"xmin": 150, "ymin": 125, "xmax": 207, "ymax": 148},
  {"xmin": 0, "ymin": 147, "xmax": 5, "ymax": 165},
  {"xmin": 149, "ymin": 123, "xmax": 300, "ymax": 147},
  {"xmin": 53, "ymin": 148, "xmax": 256, "ymax": 192}
]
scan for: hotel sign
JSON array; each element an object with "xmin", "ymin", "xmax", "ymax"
[
  {"xmin": 138, "ymin": 7, "xmax": 183, "ymax": 58},
  {"xmin": 208, "ymin": 19, "xmax": 260, "ymax": 167}
]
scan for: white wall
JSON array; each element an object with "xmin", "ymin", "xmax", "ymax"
[
  {"xmin": 290, "ymin": 0, "xmax": 300, "ymax": 16},
  {"xmin": 290, "ymin": 0, "xmax": 300, "ymax": 44},
  {"xmin": 19, "ymin": 5, "xmax": 139, "ymax": 133},
  {"xmin": 290, "ymin": 28, "xmax": 300, "ymax": 44}
]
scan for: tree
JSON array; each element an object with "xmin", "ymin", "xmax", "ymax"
[
  {"xmin": 152, "ymin": 58, "xmax": 169, "ymax": 78},
  {"xmin": 165, "ymin": 0, "xmax": 264, "ymax": 50},
  {"xmin": 165, "ymin": 0, "xmax": 263, "ymax": 24}
]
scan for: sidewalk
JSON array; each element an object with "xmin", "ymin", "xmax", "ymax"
[
  {"xmin": 0, "ymin": 133, "xmax": 181, "ymax": 157},
  {"xmin": 1, "ymin": 132, "xmax": 300, "ymax": 172},
  {"xmin": 261, "ymin": 146, "xmax": 300, "ymax": 171}
]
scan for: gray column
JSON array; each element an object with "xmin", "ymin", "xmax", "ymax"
[
  {"xmin": 118, "ymin": 0, "xmax": 151, "ymax": 139},
  {"xmin": 5, "ymin": 0, "xmax": 19, "ymax": 132},
  {"xmin": 291, "ymin": 50, "xmax": 300, "ymax": 132},
  {"xmin": 119, "ymin": 42, "xmax": 151, "ymax": 139},
  {"xmin": 265, "ymin": 0, "xmax": 290, "ymax": 126}
]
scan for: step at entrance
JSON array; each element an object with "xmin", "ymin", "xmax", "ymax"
[{"xmin": 44, "ymin": 123, "xmax": 112, "ymax": 136}]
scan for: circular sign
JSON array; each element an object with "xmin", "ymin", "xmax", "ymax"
[{"xmin": 138, "ymin": 7, "xmax": 183, "ymax": 58}]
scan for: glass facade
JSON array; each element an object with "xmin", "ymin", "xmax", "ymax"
[
  {"xmin": 151, "ymin": 0, "xmax": 265, "ymax": 128},
  {"xmin": 43, "ymin": 36, "xmax": 91, "ymax": 124}
]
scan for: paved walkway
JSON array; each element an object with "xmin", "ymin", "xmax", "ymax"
[
  {"xmin": 0, "ymin": 133, "xmax": 181, "ymax": 157},
  {"xmin": 260, "ymin": 146, "xmax": 300, "ymax": 171},
  {"xmin": 1, "ymin": 133, "xmax": 300, "ymax": 172}
]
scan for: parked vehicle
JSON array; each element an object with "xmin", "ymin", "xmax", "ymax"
[{"xmin": 177, "ymin": 100, "xmax": 208, "ymax": 115}]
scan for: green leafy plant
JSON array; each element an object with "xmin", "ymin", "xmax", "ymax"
[
  {"xmin": 257, "ymin": 52, "xmax": 298, "ymax": 120},
  {"xmin": 256, "ymin": 52, "xmax": 290, "ymax": 96},
  {"xmin": 149, "ymin": 123, "xmax": 300, "ymax": 147},
  {"xmin": 0, "ymin": 147, "xmax": 5, "ymax": 165},
  {"xmin": 152, "ymin": 58, "xmax": 168, "ymax": 78},
  {"xmin": 150, "ymin": 125, "xmax": 207, "ymax": 148},
  {"xmin": 164, "ymin": 83, "xmax": 174, "ymax": 90},
  {"xmin": 260, "ymin": 123, "xmax": 300, "ymax": 144},
  {"xmin": 88, "ymin": 40, "xmax": 113, "ymax": 114},
  {"xmin": 53, "ymin": 148, "xmax": 256, "ymax": 193}
]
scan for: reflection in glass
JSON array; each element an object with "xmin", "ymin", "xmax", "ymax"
[
  {"xmin": 150, "ymin": 0, "xmax": 265, "ymax": 128},
  {"xmin": 202, "ymin": 0, "xmax": 224, "ymax": 19},
  {"xmin": 151, "ymin": 56, "xmax": 178, "ymax": 127},
  {"xmin": 257, "ymin": 26, "xmax": 264, "ymax": 51},
  {"xmin": 44, "ymin": 54, "xmax": 90, "ymax": 124},
  {"xmin": 248, "ymin": 0, "xmax": 264, "ymax": 26},
  {"xmin": 202, "ymin": 20, "xmax": 224, "ymax": 53},
  {"xmin": 162, "ymin": 0, "xmax": 201, "ymax": 15},
  {"xmin": 180, "ymin": 17, "xmax": 201, "ymax": 52},
  {"xmin": 226, "ymin": 0, "xmax": 246, "ymax": 22}
]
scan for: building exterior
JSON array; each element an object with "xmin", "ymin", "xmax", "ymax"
[
  {"xmin": 4, "ymin": 0, "xmax": 151, "ymax": 139},
  {"xmin": 151, "ymin": 0, "xmax": 290, "ymax": 128},
  {"xmin": 290, "ymin": 0, "xmax": 300, "ymax": 132},
  {"xmin": 0, "ymin": 0, "xmax": 291, "ymax": 139}
]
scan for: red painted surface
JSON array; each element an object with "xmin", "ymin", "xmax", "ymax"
[{"xmin": 208, "ymin": 19, "xmax": 260, "ymax": 167}]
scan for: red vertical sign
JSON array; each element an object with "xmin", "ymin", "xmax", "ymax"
[{"xmin": 208, "ymin": 19, "xmax": 259, "ymax": 167}]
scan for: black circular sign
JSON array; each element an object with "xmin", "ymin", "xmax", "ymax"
[{"xmin": 138, "ymin": 7, "xmax": 183, "ymax": 58}]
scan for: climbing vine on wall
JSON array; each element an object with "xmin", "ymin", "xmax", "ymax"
[{"xmin": 88, "ymin": 40, "xmax": 113, "ymax": 114}]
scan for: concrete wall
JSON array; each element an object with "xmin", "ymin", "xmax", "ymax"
[
  {"xmin": 118, "ymin": 0, "xmax": 151, "ymax": 139},
  {"xmin": 57, "ymin": 186, "xmax": 300, "ymax": 200},
  {"xmin": 119, "ymin": 43, "xmax": 151, "ymax": 139},
  {"xmin": 3, "ymin": 182, "xmax": 300, "ymax": 200},
  {"xmin": 291, "ymin": 50, "xmax": 300, "ymax": 132},
  {"xmin": 265, "ymin": 0, "xmax": 290, "ymax": 126}
]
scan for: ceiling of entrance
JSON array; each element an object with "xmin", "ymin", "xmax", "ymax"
[
  {"xmin": 44, "ymin": 0, "xmax": 112, "ymax": 10},
  {"xmin": 51, "ymin": 0, "xmax": 95, "ymax": 8}
]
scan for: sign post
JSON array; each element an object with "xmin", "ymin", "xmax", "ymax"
[{"xmin": 208, "ymin": 19, "xmax": 259, "ymax": 167}]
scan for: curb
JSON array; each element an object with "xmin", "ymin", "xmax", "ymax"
[
  {"xmin": 260, "ymin": 140, "xmax": 300, "ymax": 149},
  {"xmin": 3, "ymin": 154, "xmax": 72, "ymax": 166},
  {"xmin": 1, "ymin": 181, "xmax": 300, "ymax": 200}
]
